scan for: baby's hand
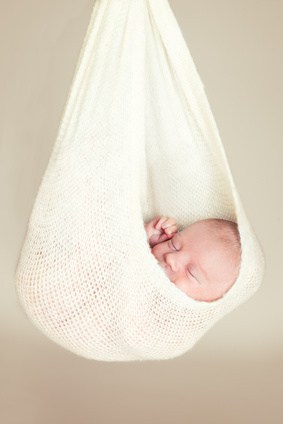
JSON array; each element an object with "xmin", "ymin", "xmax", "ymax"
[{"xmin": 144, "ymin": 216, "xmax": 178, "ymax": 247}]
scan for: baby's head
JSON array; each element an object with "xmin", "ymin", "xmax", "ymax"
[{"xmin": 151, "ymin": 218, "xmax": 241, "ymax": 302}]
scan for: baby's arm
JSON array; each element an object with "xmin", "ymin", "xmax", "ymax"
[{"xmin": 144, "ymin": 216, "xmax": 178, "ymax": 248}]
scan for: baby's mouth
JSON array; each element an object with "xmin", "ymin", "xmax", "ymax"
[{"xmin": 160, "ymin": 263, "xmax": 174, "ymax": 280}]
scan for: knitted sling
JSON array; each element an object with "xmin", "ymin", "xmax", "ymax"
[{"xmin": 15, "ymin": 0, "xmax": 265, "ymax": 361}]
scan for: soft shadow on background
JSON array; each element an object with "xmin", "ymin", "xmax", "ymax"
[{"xmin": 1, "ymin": 1, "xmax": 282, "ymax": 423}]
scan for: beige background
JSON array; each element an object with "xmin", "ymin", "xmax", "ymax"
[{"xmin": 1, "ymin": 0, "xmax": 282, "ymax": 423}]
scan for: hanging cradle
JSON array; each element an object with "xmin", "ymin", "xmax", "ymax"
[{"xmin": 15, "ymin": 0, "xmax": 265, "ymax": 361}]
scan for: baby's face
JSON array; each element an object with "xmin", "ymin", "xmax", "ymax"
[{"xmin": 151, "ymin": 221, "xmax": 238, "ymax": 302}]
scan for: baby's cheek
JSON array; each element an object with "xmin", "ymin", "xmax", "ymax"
[{"xmin": 174, "ymin": 278, "xmax": 190, "ymax": 293}]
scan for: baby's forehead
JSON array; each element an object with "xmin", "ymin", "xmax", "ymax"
[
  {"xmin": 179, "ymin": 222, "xmax": 219, "ymax": 243},
  {"xmin": 179, "ymin": 222, "xmax": 206, "ymax": 236}
]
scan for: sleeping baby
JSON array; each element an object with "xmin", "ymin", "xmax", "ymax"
[{"xmin": 144, "ymin": 216, "xmax": 241, "ymax": 302}]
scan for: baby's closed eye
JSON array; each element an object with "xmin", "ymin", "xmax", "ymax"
[{"xmin": 169, "ymin": 239, "xmax": 177, "ymax": 250}]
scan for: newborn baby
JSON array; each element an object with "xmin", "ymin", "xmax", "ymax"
[{"xmin": 144, "ymin": 216, "xmax": 241, "ymax": 302}]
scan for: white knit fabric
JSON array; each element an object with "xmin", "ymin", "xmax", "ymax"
[{"xmin": 15, "ymin": 0, "xmax": 265, "ymax": 361}]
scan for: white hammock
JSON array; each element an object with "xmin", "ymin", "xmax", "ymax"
[{"xmin": 15, "ymin": 0, "xmax": 265, "ymax": 361}]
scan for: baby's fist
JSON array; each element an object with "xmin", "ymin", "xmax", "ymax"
[
  {"xmin": 155, "ymin": 216, "xmax": 178, "ymax": 235},
  {"xmin": 144, "ymin": 216, "xmax": 178, "ymax": 247}
]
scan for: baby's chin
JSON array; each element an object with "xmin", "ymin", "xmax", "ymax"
[
  {"xmin": 152, "ymin": 252, "xmax": 165, "ymax": 269},
  {"xmin": 150, "ymin": 245, "xmax": 160, "ymax": 261}
]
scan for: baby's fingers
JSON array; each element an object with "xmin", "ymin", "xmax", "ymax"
[
  {"xmin": 161, "ymin": 218, "xmax": 177, "ymax": 232},
  {"xmin": 155, "ymin": 216, "xmax": 169, "ymax": 230},
  {"xmin": 155, "ymin": 216, "xmax": 176, "ymax": 231},
  {"xmin": 164, "ymin": 224, "xmax": 178, "ymax": 235}
]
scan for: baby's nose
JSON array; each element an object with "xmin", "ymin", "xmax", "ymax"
[{"xmin": 166, "ymin": 254, "xmax": 178, "ymax": 273}]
